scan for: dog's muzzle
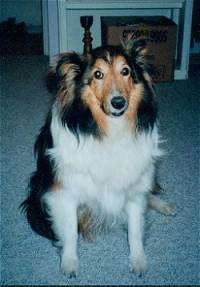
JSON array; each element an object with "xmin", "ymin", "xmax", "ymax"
[{"xmin": 110, "ymin": 96, "xmax": 127, "ymax": 117}]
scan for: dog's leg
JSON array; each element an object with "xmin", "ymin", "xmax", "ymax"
[
  {"xmin": 148, "ymin": 193, "xmax": 175, "ymax": 215},
  {"xmin": 43, "ymin": 191, "xmax": 78, "ymax": 277},
  {"xmin": 126, "ymin": 197, "xmax": 147, "ymax": 276}
]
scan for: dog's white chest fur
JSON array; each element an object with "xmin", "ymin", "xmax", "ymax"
[{"xmin": 49, "ymin": 114, "xmax": 160, "ymax": 216}]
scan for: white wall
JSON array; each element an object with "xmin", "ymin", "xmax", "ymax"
[{"xmin": 1, "ymin": 0, "xmax": 42, "ymax": 27}]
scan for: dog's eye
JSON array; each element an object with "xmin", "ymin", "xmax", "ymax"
[
  {"xmin": 121, "ymin": 67, "xmax": 130, "ymax": 76},
  {"xmin": 94, "ymin": 70, "xmax": 104, "ymax": 80}
]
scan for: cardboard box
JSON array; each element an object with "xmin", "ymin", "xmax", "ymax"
[{"xmin": 101, "ymin": 16, "xmax": 177, "ymax": 82}]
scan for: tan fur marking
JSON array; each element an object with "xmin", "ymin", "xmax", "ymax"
[
  {"xmin": 90, "ymin": 59, "xmax": 112, "ymax": 106},
  {"xmin": 126, "ymin": 84, "xmax": 143, "ymax": 129},
  {"xmin": 78, "ymin": 211, "xmax": 92, "ymax": 241},
  {"xmin": 59, "ymin": 63, "xmax": 76, "ymax": 77},
  {"xmin": 52, "ymin": 182, "xmax": 62, "ymax": 192},
  {"xmin": 58, "ymin": 84, "xmax": 74, "ymax": 108},
  {"xmin": 57, "ymin": 63, "xmax": 79, "ymax": 108},
  {"xmin": 82, "ymin": 85, "xmax": 108, "ymax": 135}
]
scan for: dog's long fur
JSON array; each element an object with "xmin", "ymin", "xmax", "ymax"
[{"xmin": 21, "ymin": 40, "xmax": 173, "ymax": 277}]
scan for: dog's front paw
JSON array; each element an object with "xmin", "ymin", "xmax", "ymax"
[
  {"xmin": 129, "ymin": 253, "xmax": 147, "ymax": 276},
  {"xmin": 61, "ymin": 255, "xmax": 79, "ymax": 278}
]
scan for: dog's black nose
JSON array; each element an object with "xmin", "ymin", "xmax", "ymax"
[{"xmin": 111, "ymin": 96, "xmax": 126, "ymax": 110}]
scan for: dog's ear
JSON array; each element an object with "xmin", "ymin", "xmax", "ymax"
[
  {"xmin": 122, "ymin": 37, "xmax": 147, "ymax": 57},
  {"xmin": 56, "ymin": 52, "xmax": 82, "ymax": 79},
  {"xmin": 122, "ymin": 37, "xmax": 155, "ymax": 82},
  {"xmin": 46, "ymin": 52, "xmax": 82, "ymax": 93}
]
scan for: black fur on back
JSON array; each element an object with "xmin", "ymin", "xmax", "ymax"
[{"xmin": 21, "ymin": 114, "xmax": 56, "ymax": 240}]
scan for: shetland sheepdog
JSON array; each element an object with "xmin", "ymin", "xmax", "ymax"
[{"xmin": 21, "ymin": 39, "xmax": 174, "ymax": 277}]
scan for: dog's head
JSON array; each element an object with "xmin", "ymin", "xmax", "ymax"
[{"xmin": 47, "ymin": 39, "xmax": 157, "ymax": 138}]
